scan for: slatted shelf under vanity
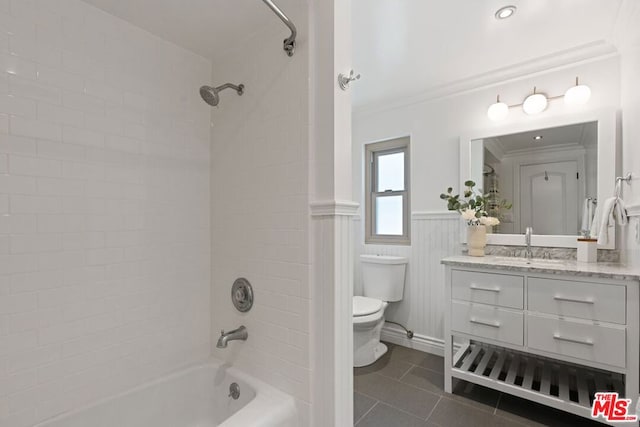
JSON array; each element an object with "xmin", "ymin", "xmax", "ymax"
[{"xmin": 453, "ymin": 342, "xmax": 626, "ymax": 414}]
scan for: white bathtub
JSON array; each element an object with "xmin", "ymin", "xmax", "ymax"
[{"xmin": 35, "ymin": 359, "xmax": 298, "ymax": 427}]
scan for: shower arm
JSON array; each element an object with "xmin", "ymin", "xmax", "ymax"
[
  {"xmin": 262, "ymin": 0, "xmax": 297, "ymax": 57},
  {"xmin": 216, "ymin": 83, "xmax": 244, "ymax": 95}
]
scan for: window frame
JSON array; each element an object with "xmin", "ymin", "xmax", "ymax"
[{"xmin": 365, "ymin": 137, "xmax": 410, "ymax": 245}]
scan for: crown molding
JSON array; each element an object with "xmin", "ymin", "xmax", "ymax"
[
  {"xmin": 353, "ymin": 40, "xmax": 619, "ymax": 118},
  {"xmin": 612, "ymin": 0, "xmax": 640, "ymax": 50},
  {"xmin": 500, "ymin": 142, "xmax": 585, "ymax": 159},
  {"xmin": 483, "ymin": 138, "xmax": 505, "ymax": 161},
  {"xmin": 310, "ymin": 200, "xmax": 360, "ymax": 216}
]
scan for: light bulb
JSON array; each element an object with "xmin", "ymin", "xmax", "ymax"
[
  {"xmin": 564, "ymin": 84, "xmax": 591, "ymax": 105},
  {"xmin": 522, "ymin": 93, "xmax": 547, "ymax": 115},
  {"xmin": 487, "ymin": 97, "xmax": 509, "ymax": 121}
]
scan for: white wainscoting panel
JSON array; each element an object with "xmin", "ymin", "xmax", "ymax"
[
  {"xmin": 355, "ymin": 212, "xmax": 460, "ymax": 352},
  {"xmin": 311, "ymin": 203, "xmax": 356, "ymax": 427}
]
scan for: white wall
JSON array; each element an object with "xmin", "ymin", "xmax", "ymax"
[
  {"xmin": 352, "ymin": 56, "xmax": 621, "ymax": 346},
  {"xmin": 208, "ymin": 6, "xmax": 312, "ymax": 423},
  {"xmin": 618, "ymin": 2, "xmax": 640, "ymax": 268},
  {"xmin": 0, "ymin": 1, "xmax": 211, "ymax": 425},
  {"xmin": 308, "ymin": 1, "xmax": 357, "ymax": 425}
]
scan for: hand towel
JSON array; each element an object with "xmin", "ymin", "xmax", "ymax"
[
  {"xmin": 596, "ymin": 197, "xmax": 616, "ymax": 245},
  {"xmin": 595, "ymin": 196, "xmax": 628, "ymax": 245},
  {"xmin": 580, "ymin": 198, "xmax": 590, "ymax": 233},
  {"xmin": 590, "ymin": 203, "xmax": 601, "ymax": 239},
  {"xmin": 614, "ymin": 196, "xmax": 628, "ymax": 226}
]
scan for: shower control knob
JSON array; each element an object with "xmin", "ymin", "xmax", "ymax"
[{"xmin": 231, "ymin": 278, "xmax": 254, "ymax": 312}]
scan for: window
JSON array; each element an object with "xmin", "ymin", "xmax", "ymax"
[{"xmin": 365, "ymin": 137, "xmax": 410, "ymax": 244}]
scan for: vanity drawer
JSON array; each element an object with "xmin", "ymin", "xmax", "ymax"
[
  {"xmin": 451, "ymin": 301, "xmax": 523, "ymax": 346},
  {"xmin": 528, "ymin": 277, "xmax": 626, "ymax": 324},
  {"xmin": 452, "ymin": 270, "xmax": 524, "ymax": 309},
  {"xmin": 527, "ymin": 314, "xmax": 626, "ymax": 368}
]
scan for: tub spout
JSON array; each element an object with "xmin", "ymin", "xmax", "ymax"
[{"xmin": 217, "ymin": 325, "xmax": 248, "ymax": 348}]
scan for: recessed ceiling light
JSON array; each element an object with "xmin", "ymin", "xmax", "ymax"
[
  {"xmin": 533, "ymin": 135, "xmax": 543, "ymax": 141},
  {"xmin": 495, "ymin": 5, "xmax": 516, "ymax": 20}
]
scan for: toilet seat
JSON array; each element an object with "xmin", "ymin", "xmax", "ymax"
[
  {"xmin": 353, "ymin": 310, "xmax": 384, "ymax": 326},
  {"xmin": 353, "ymin": 296, "xmax": 383, "ymax": 317}
]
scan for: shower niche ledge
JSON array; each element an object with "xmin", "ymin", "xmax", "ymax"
[{"xmin": 442, "ymin": 258, "xmax": 640, "ymax": 425}]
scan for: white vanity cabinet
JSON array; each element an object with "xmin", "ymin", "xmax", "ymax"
[{"xmin": 443, "ymin": 257, "xmax": 640, "ymax": 426}]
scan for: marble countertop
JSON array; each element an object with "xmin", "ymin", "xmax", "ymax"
[{"xmin": 441, "ymin": 255, "xmax": 640, "ymax": 281}]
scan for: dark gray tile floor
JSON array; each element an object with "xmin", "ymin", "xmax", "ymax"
[{"xmin": 354, "ymin": 342, "xmax": 604, "ymax": 427}]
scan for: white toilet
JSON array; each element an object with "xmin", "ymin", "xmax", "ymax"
[{"xmin": 353, "ymin": 254, "xmax": 408, "ymax": 367}]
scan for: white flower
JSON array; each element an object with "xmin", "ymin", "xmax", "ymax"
[
  {"xmin": 480, "ymin": 216, "xmax": 500, "ymax": 226},
  {"xmin": 461, "ymin": 208, "xmax": 477, "ymax": 221}
]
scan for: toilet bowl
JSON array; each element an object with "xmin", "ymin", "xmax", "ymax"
[
  {"xmin": 353, "ymin": 296, "xmax": 388, "ymax": 367},
  {"xmin": 353, "ymin": 255, "xmax": 408, "ymax": 367}
]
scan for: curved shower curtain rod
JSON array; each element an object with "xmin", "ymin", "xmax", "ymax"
[{"xmin": 262, "ymin": 0, "xmax": 297, "ymax": 57}]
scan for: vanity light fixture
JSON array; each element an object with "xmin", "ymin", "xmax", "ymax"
[
  {"xmin": 495, "ymin": 5, "xmax": 516, "ymax": 20},
  {"xmin": 564, "ymin": 77, "xmax": 591, "ymax": 105},
  {"xmin": 522, "ymin": 87, "xmax": 548, "ymax": 115},
  {"xmin": 487, "ymin": 95, "xmax": 509, "ymax": 121},
  {"xmin": 486, "ymin": 77, "xmax": 591, "ymax": 121}
]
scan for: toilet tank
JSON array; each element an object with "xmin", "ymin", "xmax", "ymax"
[{"xmin": 360, "ymin": 255, "xmax": 408, "ymax": 302}]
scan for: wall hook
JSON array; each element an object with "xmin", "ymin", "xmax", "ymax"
[{"xmin": 338, "ymin": 70, "xmax": 361, "ymax": 91}]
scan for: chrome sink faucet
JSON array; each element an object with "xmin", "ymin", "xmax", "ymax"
[
  {"xmin": 525, "ymin": 227, "xmax": 533, "ymax": 260},
  {"xmin": 217, "ymin": 325, "xmax": 248, "ymax": 348}
]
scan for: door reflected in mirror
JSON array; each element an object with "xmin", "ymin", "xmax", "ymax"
[{"xmin": 473, "ymin": 122, "xmax": 597, "ymax": 236}]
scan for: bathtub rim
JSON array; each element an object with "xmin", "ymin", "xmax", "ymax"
[{"xmin": 33, "ymin": 357, "xmax": 298, "ymax": 427}]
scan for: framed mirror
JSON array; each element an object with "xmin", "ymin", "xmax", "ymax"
[{"xmin": 460, "ymin": 109, "xmax": 617, "ymax": 249}]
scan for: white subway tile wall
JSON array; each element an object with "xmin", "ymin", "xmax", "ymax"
[
  {"xmin": 209, "ymin": 10, "xmax": 311, "ymax": 422},
  {"xmin": 0, "ymin": 1, "xmax": 211, "ymax": 425}
]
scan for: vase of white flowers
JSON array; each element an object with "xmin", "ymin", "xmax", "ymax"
[
  {"xmin": 467, "ymin": 224, "xmax": 487, "ymax": 256},
  {"xmin": 440, "ymin": 180, "xmax": 510, "ymax": 257},
  {"xmin": 461, "ymin": 207, "xmax": 490, "ymax": 256},
  {"xmin": 480, "ymin": 216, "xmax": 500, "ymax": 234}
]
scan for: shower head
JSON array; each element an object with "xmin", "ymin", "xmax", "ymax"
[
  {"xmin": 199, "ymin": 83, "xmax": 244, "ymax": 107},
  {"xmin": 199, "ymin": 86, "xmax": 219, "ymax": 106}
]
